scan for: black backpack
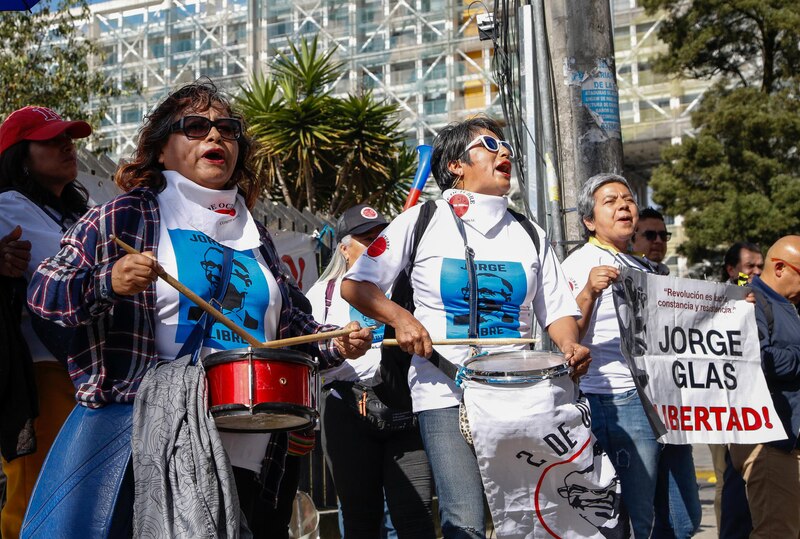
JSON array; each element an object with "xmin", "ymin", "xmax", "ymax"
[{"xmin": 371, "ymin": 200, "xmax": 541, "ymax": 411}]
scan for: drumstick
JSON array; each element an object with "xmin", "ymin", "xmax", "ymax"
[
  {"xmin": 258, "ymin": 325, "xmax": 378, "ymax": 349},
  {"xmin": 382, "ymin": 338, "xmax": 540, "ymax": 346},
  {"xmin": 110, "ymin": 235, "xmax": 263, "ymax": 348}
]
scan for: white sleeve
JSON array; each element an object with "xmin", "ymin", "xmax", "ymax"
[
  {"xmin": 0, "ymin": 192, "xmax": 63, "ymax": 282},
  {"xmin": 305, "ymin": 280, "xmax": 328, "ymax": 323},
  {"xmin": 343, "ymin": 203, "xmax": 423, "ymax": 293},
  {"xmin": 561, "ymin": 246, "xmax": 593, "ymax": 299},
  {"xmin": 530, "ymin": 224, "xmax": 581, "ymax": 327}
]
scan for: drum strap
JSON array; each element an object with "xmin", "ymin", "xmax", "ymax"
[
  {"xmin": 175, "ymin": 246, "xmax": 235, "ymax": 363},
  {"xmin": 446, "ymin": 203, "xmax": 480, "ymax": 356}
]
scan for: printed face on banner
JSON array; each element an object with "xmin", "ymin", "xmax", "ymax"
[
  {"xmin": 439, "ymin": 258, "xmax": 526, "ymax": 338},
  {"xmin": 613, "ymin": 267, "xmax": 784, "ymax": 444},
  {"xmin": 348, "ymin": 304, "xmax": 385, "ymax": 346},
  {"xmin": 462, "ymin": 378, "xmax": 628, "ymax": 538},
  {"xmin": 169, "ymin": 229, "xmax": 268, "ymax": 349}
]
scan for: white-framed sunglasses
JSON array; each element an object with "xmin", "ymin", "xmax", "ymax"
[{"xmin": 463, "ymin": 134, "xmax": 515, "ymax": 158}]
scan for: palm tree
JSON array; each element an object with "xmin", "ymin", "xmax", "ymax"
[{"xmin": 238, "ymin": 36, "xmax": 415, "ymax": 216}]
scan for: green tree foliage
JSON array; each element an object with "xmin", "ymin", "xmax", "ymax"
[
  {"xmin": 238, "ymin": 37, "xmax": 415, "ymax": 216},
  {"xmin": 0, "ymin": 0, "xmax": 123, "ymax": 128},
  {"xmin": 649, "ymin": 83, "xmax": 800, "ymax": 261},
  {"xmin": 641, "ymin": 0, "xmax": 800, "ymax": 262},
  {"xmin": 642, "ymin": 0, "xmax": 800, "ymax": 92}
]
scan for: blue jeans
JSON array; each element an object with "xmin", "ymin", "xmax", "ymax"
[
  {"xmin": 588, "ymin": 390, "xmax": 701, "ymax": 539},
  {"xmin": 418, "ymin": 406, "xmax": 485, "ymax": 539}
]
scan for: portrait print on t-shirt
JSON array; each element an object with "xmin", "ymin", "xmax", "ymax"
[
  {"xmin": 440, "ymin": 258, "xmax": 527, "ymax": 338},
  {"xmin": 169, "ymin": 229, "xmax": 270, "ymax": 349},
  {"xmin": 348, "ymin": 304, "xmax": 385, "ymax": 346}
]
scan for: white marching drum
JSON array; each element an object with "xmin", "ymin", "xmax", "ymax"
[
  {"xmin": 460, "ymin": 350, "xmax": 571, "ymax": 385},
  {"xmin": 458, "ymin": 350, "xmax": 627, "ymax": 539}
]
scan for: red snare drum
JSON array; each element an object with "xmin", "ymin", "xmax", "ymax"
[{"xmin": 203, "ymin": 348, "xmax": 318, "ymax": 432}]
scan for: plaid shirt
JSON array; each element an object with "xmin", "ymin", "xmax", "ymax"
[{"xmin": 28, "ymin": 187, "xmax": 343, "ymax": 408}]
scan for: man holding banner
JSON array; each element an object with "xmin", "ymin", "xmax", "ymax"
[{"xmin": 728, "ymin": 236, "xmax": 800, "ymax": 538}]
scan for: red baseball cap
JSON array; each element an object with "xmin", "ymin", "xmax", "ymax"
[{"xmin": 0, "ymin": 106, "xmax": 92, "ymax": 156}]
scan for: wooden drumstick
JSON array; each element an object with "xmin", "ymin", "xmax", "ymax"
[
  {"xmin": 110, "ymin": 235, "xmax": 263, "ymax": 348},
  {"xmin": 382, "ymin": 337, "xmax": 540, "ymax": 346},
  {"xmin": 112, "ymin": 235, "xmax": 376, "ymax": 351},
  {"xmin": 259, "ymin": 325, "xmax": 378, "ymax": 349}
]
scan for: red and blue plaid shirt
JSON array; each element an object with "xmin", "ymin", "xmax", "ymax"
[{"xmin": 28, "ymin": 187, "xmax": 342, "ymax": 408}]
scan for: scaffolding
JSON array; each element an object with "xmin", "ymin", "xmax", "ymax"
[{"xmin": 80, "ymin": 0, "xmax": 502, "ymax": 159}]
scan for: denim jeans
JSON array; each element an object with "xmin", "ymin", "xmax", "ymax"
[
  {"xmin": 418, "ymin": 406, "xmax": 485, "ymax": 539},
  {"xmin": 321, "ymin": 387, "xmax": 435, "ymax": 539},
  {"xmin": 588, "ymin": 389, "xmax": 700, "ymax": 539}
]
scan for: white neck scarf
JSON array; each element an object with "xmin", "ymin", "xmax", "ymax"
[
  {"xmin": 443, "ymin": 189, "xmax": 509, "ymax": 236},
  {"xmin": 159, "ymin": 170, "xmax": 261, "ymax": 251}
]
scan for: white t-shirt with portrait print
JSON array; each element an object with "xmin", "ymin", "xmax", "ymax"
[
  {"xmin": 344, "ymin": 189, "xmax": 580, "ymax": 413},
  {"xmin": 154, "ymin": 170, "xmax": 280, "ymax": 473},
  {"xmin": 306, "ymin": 277, "xmax": 385, "ymax": 385}
]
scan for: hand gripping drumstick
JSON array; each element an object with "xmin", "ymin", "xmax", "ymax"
[
  {"xmin": 111, "ymin": 235, "xmax": 375, "ymax": 350},
  {"xmin": 383, "ymin": 338, "xmax": 539, "ymax": 347},
  {"xmin": 111, "ymin": 235, "xmax": 264, "ymax": 348}
]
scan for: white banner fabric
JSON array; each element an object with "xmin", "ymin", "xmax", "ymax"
[
  {"xmin": 272, "ymin": 230, "xmax": 319, "ymax": 293},
  {"xmin": 614, "ymin": 267, "xmax": 784, "ymax": 445},
  {"xmin": 464, "ymin": 375, "xmax": 628, "ymax": 539}
]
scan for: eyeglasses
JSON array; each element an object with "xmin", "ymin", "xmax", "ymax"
[
  {"xmin": 641, "ymin": 230, "xmax": 671, "ymax": 242},
  {"xmin": 463, "ymin": 134, "xmax": 515, "ymax": 158},
  {"xmin": 170, "ymin": 115, "xmax": 242, "ymax": 141},
  {"xmin": 772, "ymin": 258, "xmax": 800, "ymax": 276}
]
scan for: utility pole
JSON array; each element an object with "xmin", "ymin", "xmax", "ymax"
[{"xmin": 544, "ymin": 1, "xmax": 623, "ymax": 244}]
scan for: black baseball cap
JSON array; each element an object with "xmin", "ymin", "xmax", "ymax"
[{"xmin": 335, "ymin": 204, "xmax": 388, "ymax": 241}]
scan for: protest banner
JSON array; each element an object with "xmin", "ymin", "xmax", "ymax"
[{"xmin": 613, "ymin": 267, "xmax": 785, "ymax": 444}]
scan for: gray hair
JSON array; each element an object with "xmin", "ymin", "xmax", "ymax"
[
  {"xmin": 316, "ymin": 235, "xmax": 352, "ymax": 283},
  {"xmin": 577, "ymin": 173, "xmax": 636, "ymax": 240}
]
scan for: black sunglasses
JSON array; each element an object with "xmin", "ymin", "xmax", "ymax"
[
  {"xmin": 170, "ymin": 115, "xmax": 242, "ymax": 141},
  {"xmin": 641, "ymin": 230, "xmax": 671, "ymax": 241}
]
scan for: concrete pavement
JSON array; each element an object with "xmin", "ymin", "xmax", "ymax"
[{"xmin": 693, "ymin": 443, "xmax": 719, "ymax": 538}]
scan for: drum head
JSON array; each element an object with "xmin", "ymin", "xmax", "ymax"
[
  {"xmin": 462, "ymin": 350, "xmax": 570, "ymax": 384},
  {"xmin": 465, "ymin": 350, "xmax": 565, "ymax": 372},
  {"xmin": 203, "ymin": 347, "xmax": 316, "ymax": 372},
  {"xmin": 211, "ymin": 403, "xmax": 316, "ymax": 433}
]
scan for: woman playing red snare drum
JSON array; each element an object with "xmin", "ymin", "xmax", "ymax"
[{"xmin": 26, "ymin": 79, "xmax": 371, "ymax": 537}]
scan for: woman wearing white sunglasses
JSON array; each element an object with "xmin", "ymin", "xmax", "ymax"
[{"xmin": 342, "ymin": 116, "xmax": 591, "ymax": 538}]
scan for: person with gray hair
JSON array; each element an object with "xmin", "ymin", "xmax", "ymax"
[
  {"xmin": 306, "ymin": 204, "xmax": 435, "ymax": 538},
  {"xmin": 562, "ymin": 173, "xmax": 701, "ymax": 538}
]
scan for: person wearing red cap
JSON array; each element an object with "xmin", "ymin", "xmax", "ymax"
[{"xmin": 0, "ymin": 106, "xmax": 93, "ymax": 538}]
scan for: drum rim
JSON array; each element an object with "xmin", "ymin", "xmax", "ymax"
[
  {"xmin": 460, "ymin": 362, "xmax": 571, "ymax": 382},
  {"xmin": 463, "ymin": 350, "xmax": 565, "ymax": 367},
  {"xmin": 203, "ymin": 347, "xmax": 316, "ymax": 370}
]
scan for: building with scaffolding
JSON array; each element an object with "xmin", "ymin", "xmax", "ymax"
[
  {"xmin": 84, "ymin": 0, "xmax": 501, "ymax": 157},
  {"xmin": 81, "ymin": 0, "xmax": 711, "ymax": 269}
]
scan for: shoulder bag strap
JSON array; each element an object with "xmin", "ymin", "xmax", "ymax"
[
  {"xmin": 445, "ymin": 203, "xmax": 479, "ymax": 351},
  {"xmin": 324, "ymin": 278, "xmax": 336, "ymax": 322}
]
